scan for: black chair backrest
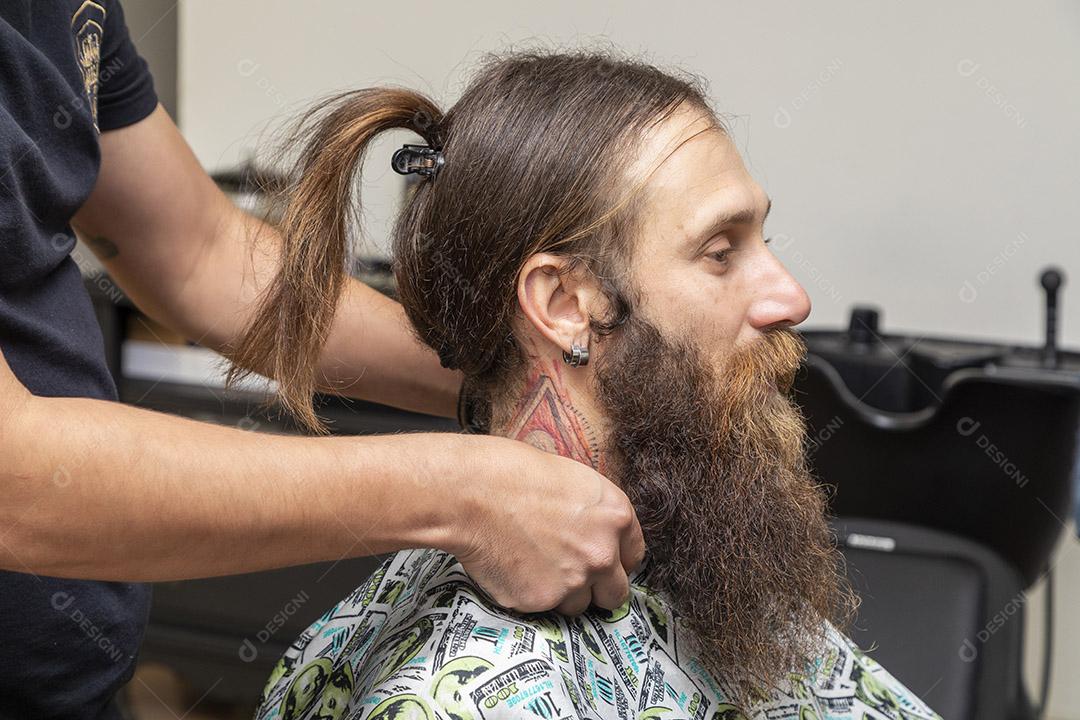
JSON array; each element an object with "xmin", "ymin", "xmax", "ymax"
[
  {"xmin": 800, "ymin": 356, "xmax": 1080, "ymax": 588},
  {"xmin": 834, "ymin": 518, "xmax": 1030, "ymax": 720}
]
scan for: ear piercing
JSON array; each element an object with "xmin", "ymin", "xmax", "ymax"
[{"xmin": 562, "ymin": 341, "xmax": 590, "ymax": 367}]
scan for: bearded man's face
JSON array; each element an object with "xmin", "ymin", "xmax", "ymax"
[{"xmin": 584, "ymin": 103, "xmax": 853, "ymax": 697}]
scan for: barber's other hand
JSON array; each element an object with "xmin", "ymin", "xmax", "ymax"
[{"xmin": 437, "ymin": 434, "xmax": 646, "ymax": 615}]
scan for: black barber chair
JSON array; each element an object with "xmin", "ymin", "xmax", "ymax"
[
  {"xmin": 798, "ymin": 268, "xmax": 1080, "ymax": 720},
  {"xmin": 833, "ymin": 518, "xmax": 1030, "ymax": 720}
]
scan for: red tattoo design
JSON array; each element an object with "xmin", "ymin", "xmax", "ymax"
[{"xmin": 504, "ymin": 363, "xmax": 601, "ymax": 470}]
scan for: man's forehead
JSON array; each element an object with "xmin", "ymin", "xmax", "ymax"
[{"xmin": 631, "ymin": 106, "xmax": 764, "ymax": 235}]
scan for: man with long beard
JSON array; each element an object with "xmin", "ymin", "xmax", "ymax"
[
  {"xmin": 250, "ymin": 54, "xmax": 941, "ymax": 718},
  {"xmin": 253, "ymin": 319, "xmax": 938, "ymax": 720}
]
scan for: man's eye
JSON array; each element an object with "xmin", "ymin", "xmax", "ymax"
[{"xmin": 708, "ymin": 249, "xmax": 732, "ymax": 265}]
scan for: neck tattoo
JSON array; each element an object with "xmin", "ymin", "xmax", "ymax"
[{"xmin": 503, "ymin": 362, "xmax": 604, "ymax": 472}]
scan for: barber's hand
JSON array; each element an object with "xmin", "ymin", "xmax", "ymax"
[{"xmin": 441, "ymin": 434, "xmax": 646, "ymax": 615}]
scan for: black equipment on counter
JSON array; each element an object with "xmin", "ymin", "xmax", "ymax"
[{"xmin": 796, "ymin": 267, "xmax": 1078, "ymax": 587}]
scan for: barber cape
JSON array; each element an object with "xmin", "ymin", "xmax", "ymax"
[{"xmin": 254, "ymin": 548, "xmax": 941, "ymax": 720}]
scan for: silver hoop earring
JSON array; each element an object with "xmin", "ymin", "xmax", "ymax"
[{"xmin": 562, "ymin": 342, "xmax": 590, "ymax": 367}]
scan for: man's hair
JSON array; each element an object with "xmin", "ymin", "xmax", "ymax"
[{"xmin": 227, "ymin": 50, "xmax": 716, "ymax": 433}]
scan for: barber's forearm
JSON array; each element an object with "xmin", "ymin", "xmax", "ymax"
[
  {"xmin": 314, "ymin": 278, "xmax": 461, "ymax": 417},
  {"xmin": 2, "ymin": 393, "xmax": 459, "ymax": 581}
]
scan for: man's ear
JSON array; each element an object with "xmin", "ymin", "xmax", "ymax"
[{"xmin": 516, "ymin": 253, "xmax": 598, "ymax": 357}]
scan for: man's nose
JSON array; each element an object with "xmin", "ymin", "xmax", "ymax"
[{"xmin": 747, "ymin": 254, "xmax": 812, "ymax": 330}]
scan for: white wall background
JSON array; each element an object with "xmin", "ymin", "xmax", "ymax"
[{"xmin": 176, "ymin": 1, "xmax": 1080, "ymax": 717}]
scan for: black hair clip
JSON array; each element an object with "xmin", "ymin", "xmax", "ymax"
[{"xmin": 392, "ymin": 143, "xmax": 444, "ymax": 179}]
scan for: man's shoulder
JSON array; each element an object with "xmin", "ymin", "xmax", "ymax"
[
  {"xmin": 256, "ymin": 553, "xmax": 943, "ymax": 720},
  {"xmin": 771, "ymin": 621, "xmax": 944, "ymax": 720},
  {"xmin": 257, "ymin": 548, "xmax": 739, "ymax": 720}
]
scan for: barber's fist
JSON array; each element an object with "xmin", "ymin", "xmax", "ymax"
[{"xmin": 442, "ymin": 435, "xmax": 646, "ymax": 615}]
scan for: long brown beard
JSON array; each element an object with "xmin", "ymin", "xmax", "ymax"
[{"xmin": 593, "ymin": 317, "xmax": 855, "ymax": 702}]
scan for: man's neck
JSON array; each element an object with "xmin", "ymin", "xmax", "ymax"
[{"xmin": 493, "ymin": 360, "xmax": 611, "ymax": 476}]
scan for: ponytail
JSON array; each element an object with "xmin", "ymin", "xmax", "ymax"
[{"xmin": 225, "ymin": 88, "xmax": 443, "ymax": 434}]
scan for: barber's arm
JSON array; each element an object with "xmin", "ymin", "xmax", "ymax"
[
  {"xmin": 73, "ymin": 104, "xmax": 457, "ymax": 418},
  {"xmin": 0, "ymin": 347, "xmax": 638, "ymax": 614}
]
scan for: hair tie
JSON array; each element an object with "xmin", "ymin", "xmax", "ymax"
[{"xmin": 392, "ymin": 144, "xmax": 444, "ymax": 180}]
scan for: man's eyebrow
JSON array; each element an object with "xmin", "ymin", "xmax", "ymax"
[{"xmin": 691, "ymin": 196, "xmax": 773, "ymax": 251}]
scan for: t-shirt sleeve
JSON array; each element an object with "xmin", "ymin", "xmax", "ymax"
[{"xmin": 96, "ymin": 0, "xmax": 159, "ymax": 131}]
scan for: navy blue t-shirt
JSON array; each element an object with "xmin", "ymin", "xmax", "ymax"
[{"xmin": 0, "ymin": 1, "xmax": 158, "ymax": 717}]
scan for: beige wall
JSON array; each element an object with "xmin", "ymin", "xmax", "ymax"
[
  {"xmin": 123, "ymin": 0, "xmax": 177, "ymax": 118},
  {"xmin": 175, "ymin": 2, "xmax": 1080, "ymax": 716}
]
